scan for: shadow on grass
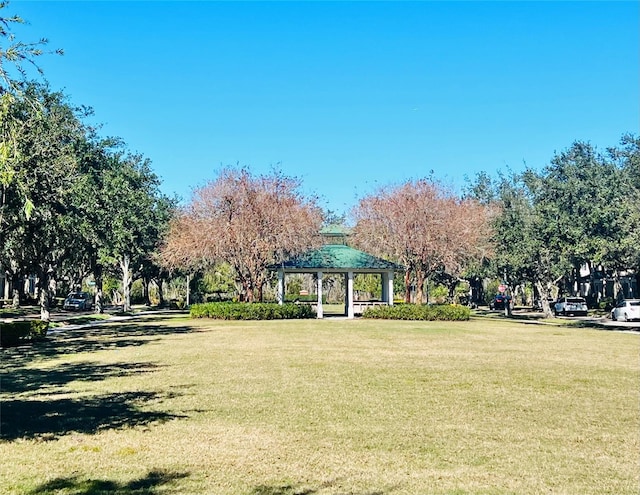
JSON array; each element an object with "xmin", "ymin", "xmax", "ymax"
[
  {"xmin": 1, "ymin": 321, "xmax": 195, "ymax": 367},
  {"xmin": 56, "ymin": 314, "xmax": 111, "ymax": 326},
  {"xmin": 1, "ymin": 319, "xmax": 194, "ymax": 442},
  {"xmin": 249, "ymin": 482, "xmax": 385, "ymax": 495},
  {"xmin": 250, "ymin": 486, "xmax": 317, "ymax": 495},
  {"xmin": 27, "ymin": 469, "xmax": 189, "ymax": 494},
  {"xmin": 569, "ymin": 319, "xmax": 640, "ymax": 331},
  {"xmin": 1, "ymin": 390, "xmax": 185, "ymax": 441},
  {"xmin": 1, "ymin": 361, "xmax": 159, "ymax": 395},
  {"xmin": 473, "ymin": 309, "xmax": 547, "ymax": 321}
]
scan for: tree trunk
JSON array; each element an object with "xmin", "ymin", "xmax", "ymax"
[
  {"xmin": 504, "ymin": 289, "xmax": 513, "ymax": 317},
  {"xmin": 95, "ymin": 288, "xmax": 103, "ymax": 314},
  {"xmin": 186, "ymin": 274, "xmax": 191, "ymax": 306},
  {"xmin": 239, "ymin": 276, "xmax": 251, "ymax": 302},
  {"xmin": 612, "ymin": 270, "xmax": 623, "ymax": 302},
  {"xmin": 415, "ymin": 269, "xmax": 426, "ymax": 305},
  {"xmin": 95, "ymin": 265, "xmax": 102, "ymax": 290},
  {"xmin": 94, "ymin": 265, "xmax": 104, "ymax": 313},
  {"xmin": 143, "ymin": 277, "xmax": 151, "ymax": 306},
  {"xmin": 39, "ymin": 288, "xmax": 50, "ymax": 322},
  {"xmin": 404, "ymin": 269, "xmax": 412, "ymax": 303},
  {"xmin": 535, "ymin": 280, "xmax": 554, "ymax": 318},
  {"xmin": 246, "ymin": 281, "xmax": 254, "ymax": 303},
  {"xmin": 39, "ymin": 266, "xmax": 56, "ymax": 322},
  {"xmin": 11, "ymin": 288, "xmax": 20, "ymax": 308},
  {"xmin": 256, "ymin": 280, "xmax": 264, "ymax": 302},
  {"xmin": 469, "ymin": 277, "xmax": 483, "ymax": 307},
  {"xmin": 157, "ymin": 278, "xmax": 165, "ymax": 307},
  {"xmin": 11, "ymin": 270, "xmax": 21, "ymax": 308},
  {"xmin": 120, "ymin": 254, "xmax": 132, "ymax": 312}
]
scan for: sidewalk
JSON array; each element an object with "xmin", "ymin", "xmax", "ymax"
[{"xmin": 2, "ymin": 306, "xmax": 186, "ymax": 333}]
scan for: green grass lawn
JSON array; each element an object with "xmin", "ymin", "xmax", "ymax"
[{"xmin": 1, "ymin": 315, "xmax": 638, "ymax": 495}]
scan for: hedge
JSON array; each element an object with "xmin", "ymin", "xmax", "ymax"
[
  {"xmin": 362, "ymin": 304, "xmax": 471, "ymax": 321},
  {"xmin": 190, "ymin": 302, "xmax": 316, "ymax": 320},
  {"xmin": 1, "ymin": 320, "xmax": 50, "ymax": 347}
]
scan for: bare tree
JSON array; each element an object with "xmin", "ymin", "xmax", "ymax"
[
  {"xmin": 161, "ymin": 167, "xmax": 323, "ymax": 302},
  {"xmin": 352, "ymin": 179, "xmax": 493, "ymax": 303}
]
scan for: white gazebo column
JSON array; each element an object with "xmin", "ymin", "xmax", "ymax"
[
  {"xmin": 277, "ymin": 269, "xmax": 285, "ymax": 305},
  {"xmin": 316, "ymin": 271, "xmax": 323, "ymax": 318},
  {"xmin": 387, "ymin": 271, "xmax": 395, "ymax": 306},
  {"xmin": 343, "ymin": 273, "xmax": 349, "ymax": 316},
  {"xmin": 347, "ymin": 271, "xmax": 354, "ymax": 319},
  {"xmin": 382, "ymin": 272, "xmax": 389, "ymax": 304}
]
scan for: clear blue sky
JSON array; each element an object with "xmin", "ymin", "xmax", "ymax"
[{"xmin": 10, "ymin": 1, "xmax": 640, "ymax": 214}]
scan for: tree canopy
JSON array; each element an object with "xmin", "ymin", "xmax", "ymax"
[
  {"xmin": 161, "ymin": 167, "xmax": 323, "ymax": 302},
  {"xmin": 466, "ymin": 135, "xmax": 640, "ymax": 315},
  {"xmin": 352, "ymin": 178, "xmax": 494, "ymax": 303}
]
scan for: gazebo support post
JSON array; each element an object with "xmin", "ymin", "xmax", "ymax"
[
  {"xmin": 385, "ymin": 271, "xmax": 395, "ymax": 305},
  {"xmin": 316, "ymin": 271, "xmax": 323, "ymax": 318},
  {"xmin": 347, "ymin": 271, "xmax": 354, "ymax": 319},
  {"xmin": 343, "ymin": 273, "xmax": 348, "ymax": 316},
  {"xmin": 277, "ymin": 269, "xmax": 285, "ymax": 305},
  {"xmin": 382, "ymin": 272, "xmax": 389, "ymax": 305}
]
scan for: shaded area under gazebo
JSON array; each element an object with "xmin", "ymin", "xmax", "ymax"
[{"xmin": 271, "ymin": 244, "xmax": 404, "ymax": 318}]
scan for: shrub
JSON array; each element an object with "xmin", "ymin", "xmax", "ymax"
[
  {"xmin": 362, "ymin": 303, "xmax": 471, "ymax": 321},
  {"xmin": 1, "ymin": 320, "xmax": 49, "ymax": 347},
  {"xmin": 190, "ymin": 302, "xmax": 315, "ymax": 320}
]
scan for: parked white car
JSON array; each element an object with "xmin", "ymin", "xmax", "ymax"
[
  {"xmin": 554, "ymin": 297, "xmax": 588, "ymax": 316},
  {"xmin": 610, "ymin": 299, "xmax": 640, "ymax": 322}
]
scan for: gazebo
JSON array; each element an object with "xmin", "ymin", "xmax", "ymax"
[{"xmin": 271, "ymin": 234, "xmax": 404, "ymax": 318}]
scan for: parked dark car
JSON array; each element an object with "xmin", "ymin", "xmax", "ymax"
[
  {"xmin": 554, "ymin": 297, "xmax": 588, "ymax": 316},
  {"xmin": 489, "ymin": 294, "xmax": 511, "ymax": 310},
  {"xmin": 63, "ymin": 292, "xmax": 93, "ymax": 311}
]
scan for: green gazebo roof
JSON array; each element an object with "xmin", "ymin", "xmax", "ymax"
[{"xmin": 273, "ymin": 244, "xmax": 403, "ymax": 272}]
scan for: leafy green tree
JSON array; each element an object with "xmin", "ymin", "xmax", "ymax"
[
  {"xmin": 468, "ymin": 136, "xmax": 639, "ymax": 316},
  {"xmin": 466, "ymin": 171, "xmax": 557, "ymax": 314},
  {"xmin": 1, "ymin": 2, "xmax": 63, "ymax": 226},
  {"xmin": 192, "ymin": 263, "xmax": 237, "ymax": 302},
  {"xmin": 354, "ymin": 274, "xmax": 381, "ymax": 300},
  {"xmin": 525, "ymin": 141, "xmax": 635, "ymax": 301},
  {"xmin": 1, "ymin": 5, "xmax": 174, "ymax": 316},
  {"xmin": 96, "ymin": 153, "xmax": 174, "ymax": 312},
  {"xmin": 59, "ymin": 135, "xmax": 120, "ymax": 290},
  {"xmin": 0, "ymin": 84, "xmax": 88, "ymax": 318},
  {"xmin": 602, "ymin": 140, "xmax": 639, "ymax": 298}
]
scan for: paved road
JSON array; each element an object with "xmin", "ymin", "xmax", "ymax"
[
  {"xmin": 491, "ymin": 308, "xmax": 640, "ymax": 332},
  {"xmin": 535, "ymin": 312, "xmax": 639, "ymax": 331}
]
